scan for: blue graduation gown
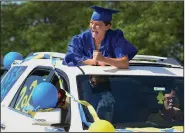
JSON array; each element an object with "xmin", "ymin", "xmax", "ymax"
[{"xmin": 63, "ymin": 29, "xmax": 138, "ymax": 66}]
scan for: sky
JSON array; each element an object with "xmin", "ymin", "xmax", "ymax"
[{"xmin": 1, "ymin": 1, "xmax": 26, "ymax": 5}]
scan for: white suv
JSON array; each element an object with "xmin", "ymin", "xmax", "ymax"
[{"xmin": 1, "ymin": 52, "xmax": 184, "ymax": 132}]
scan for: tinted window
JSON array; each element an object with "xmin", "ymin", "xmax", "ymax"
[
  {"xmin": 13, "ymin": 69, "xmax": 50, "ymax": 114},
  {"xmin": 14, "ymin": 75, "xmax": 45, "ymax": 112},
  {"xmin": 77, "ymin": 75, "xmax": 184, "ymax": 127}
]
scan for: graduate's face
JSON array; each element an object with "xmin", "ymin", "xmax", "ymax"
[{"xmin": 90, "ymin": 20, "xmax": 111, "ymax": 39}]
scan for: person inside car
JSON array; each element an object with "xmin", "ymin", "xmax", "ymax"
[
  {"xmin": 148, "ymin": 89, "xmax": 184, "ymax": 122},
  {"xmin": 63, "ymin": 6, "xmax": 138, "ymax": 68},
  {"xmin": 87, "ymin": 75, "xmax": 115, "ymax": 122},
  {"xmin": 55, "ymin": 80, "xmax": 70, "ymax": 110}
]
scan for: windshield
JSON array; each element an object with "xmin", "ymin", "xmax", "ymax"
[
  {"xmin": 77, "ymin": 75, "xmax": 184, "ymax": 128},
  {"xmin": 1, "ymin": 66, "xmax": 27, "ymax": 102}
]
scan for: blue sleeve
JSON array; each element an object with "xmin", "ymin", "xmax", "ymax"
[
  {"xmin": 113, "ymin": 30, "xmax": 138, "ymax": 60},
  {"xmin": 63, "ymin": 36, "xmax": 89, "ymax": 66}
]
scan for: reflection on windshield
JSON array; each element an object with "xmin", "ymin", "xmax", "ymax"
[
  {"xmin": 77, "ymin": 75, "xmax": 184, "ymax": 128},
  {"xmin": 88, "ymin": 75, "xmax": 115, "ymax": 121}
]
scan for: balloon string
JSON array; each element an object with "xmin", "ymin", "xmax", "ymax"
[
  {"xmin": 22, "ymin": 53, "xmax": 99, "ymax": 124},
  {"xmin": 50, "ymin": 53, "xmax": 100, "ymax": 122}
]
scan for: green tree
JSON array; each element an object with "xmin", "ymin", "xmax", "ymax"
[
  {"xmin": 116, "ymin": 1, "xmax": 183, "ymax": 62},
  {"xmin": 1, "ymin": 1, "xmax": 184, "ymax": 63}
]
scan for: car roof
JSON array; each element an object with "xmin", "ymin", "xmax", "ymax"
[
  {"xmin": 26, "ymin": 52, "xmax": 182, "ymax": 67},
  {"xmin": 27, "ymin": 52, "xmax": 66, "ymax": 59},
  {"xmin": 14, "ymin": 52, "xmax": 183, "ymax": 77}
]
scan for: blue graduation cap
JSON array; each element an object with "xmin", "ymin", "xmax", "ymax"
[{"xmin": 90, "ymin": 6, "xmax": 119, "ymax": 22}]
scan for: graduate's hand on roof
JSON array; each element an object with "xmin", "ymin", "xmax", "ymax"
[
  {"xmin": 93, "ymin": 51, "xmax": 105, "ymax": 62},
  {"xmin": 82, "ymin": 59, "xmax": 97, "ymax": 66},
  {"xmin": 96, "ymin": 61, "xmax": 106, "ymax": 66}
]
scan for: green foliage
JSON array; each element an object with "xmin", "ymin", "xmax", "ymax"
[
  {"xmin": 119, "ymin": 1, "xmax": 183, "ymax": 62},
  {"xmin": 1, "ymin": 1, "xmax": 184, "ymax": 63}
]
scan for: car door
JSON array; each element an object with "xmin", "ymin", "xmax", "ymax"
[{"xmin": 1, "ymin": 67, "xmax": 53, "ymax": 132}]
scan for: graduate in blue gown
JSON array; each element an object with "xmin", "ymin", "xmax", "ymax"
[{"xmin": 63, "ymin": 6, "xmax": 138, "ymax": 68}]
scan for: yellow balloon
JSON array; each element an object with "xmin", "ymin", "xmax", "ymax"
[{"xmin": 88, "ymin": 120, "xmax": 115, "ymax": 132}]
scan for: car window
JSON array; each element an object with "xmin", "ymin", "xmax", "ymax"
[
  {"xmin": 77, "ymin": 75, "xmax": 184, "ymax": 128},
  {"xmin": 14, "ymin": 75, "xmax": 45, "ymax": 112},
  {"xmin": 1, "ymin": 66, "xmax": 27, "ymax": 102},
  {"xmin": 11, "ymin": 68, "xmax": 71, "ymax": 130},
  {"xmin": 13, "ymin": 69, "xmax": 50, "ymax": 114}
]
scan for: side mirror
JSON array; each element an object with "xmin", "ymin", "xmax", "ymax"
[{"xmin": 32, "ymin": 108, "xmax": 61, "ymax": 126}]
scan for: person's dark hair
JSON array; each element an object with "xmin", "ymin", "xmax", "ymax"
[
  {"xmin": 89, "ymin": 75, "xmax": 111, "ymax": 93},
  {"xmin": 89, "ymin": 75, "xmax": 109, "ymax": 88},
  {"xmin": 165, "ymin": 88, "xmax": 178, "ymax": 94},
  {"xmin": 103, "ymin": 21, "xmax": 111, "ymax": 26}
]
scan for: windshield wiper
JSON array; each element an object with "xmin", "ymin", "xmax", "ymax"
[
  {"xmin": 114, "ymin": 122, "xmax": 157, "ymax": 128},
  {"xmin": 146, "ymin": 121, "xmax": 184, "ymax": 128},
  {"xmin": 113, "ymin": 121, "xmax": 184, "ymax": 129}
]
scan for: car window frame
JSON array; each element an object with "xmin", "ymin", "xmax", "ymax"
[
  {"xmin": 7, "ymin": 66, "xmax": 72, "ymax": 131},
  {"xmin": 52, "ymin": 68, "xmax": 71, "ymax": 130},
  {"xmin": 9, "ymin": 66, "xmax": 54, "ymax": 114},
  {"xmin": 1, "ymin": 66, "xmax": 27, "ymax": 102}
]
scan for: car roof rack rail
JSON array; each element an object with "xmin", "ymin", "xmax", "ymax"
[
  {"xmin": 25, "ymin": 52, "xmax": 65, "ymax": 60},
  {"xmin": 132, "ymin": 55, "xmax": 182, "ymax": 66}
]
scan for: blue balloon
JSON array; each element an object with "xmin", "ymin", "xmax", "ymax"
[
  {"xmin": 3, "ymin": 52, "xmax": 23, "ymax": 70},
  {"xmin": 31, "ymin": 82, "xmax": 58, "ymax": 109}
]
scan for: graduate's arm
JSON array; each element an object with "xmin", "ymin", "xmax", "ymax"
[
  {"xmin": 82, "ymin": 59, "xmax": 96, "ymax": 65},
  {"xmin": 97, "ymin": 29, "xmax": 137, "ymax": 68},
  {"xmin": 93, "ymin": 51, "xmax": 128, "ymax": 69},
  {"xmin": 103, "ymin": 56, "xmax": 129, "ymax": 69},
  {"xmin": 63, "ymin": 36, "xmax": 91, "ymax": 66},
  {"xmin": 113, "ymin": 29, "xmax": 138, "ymax": 61}
]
